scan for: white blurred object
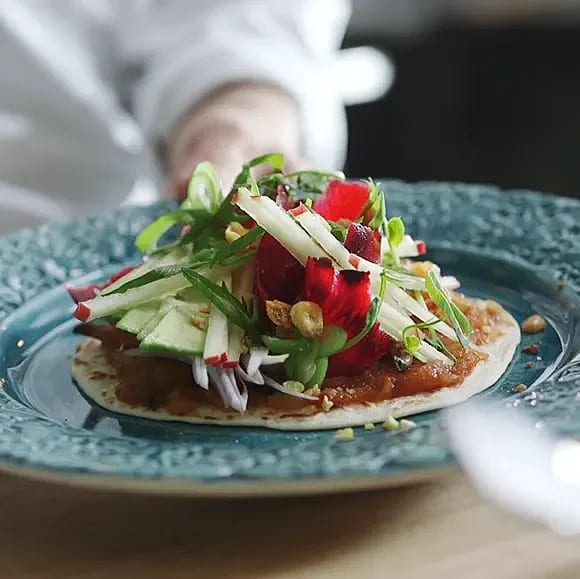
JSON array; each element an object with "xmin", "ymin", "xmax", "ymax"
[
  {"xmin": 446, "ymin": 399, "xmax": 580, "ymax": 536},
  {"xmin": 0, "ymin": 0, "xmax": 351, "ymax": 229},
  {"xmin": 0, "ymin": 182, "xmax": 69, "ymax": 234},
  {"xmin": 334, "ymin": 46, "xmax": 395, "ymax": 105}
]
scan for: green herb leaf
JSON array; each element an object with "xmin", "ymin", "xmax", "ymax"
[
  {"xmin": 211, "ymin": 226, "xmax": 264, "ymax": 266},
  {"xmin": 425, "ymin": 271, "xmax": 471, "ymax": 348},
  {"xmin": 402, "ymin": 319, "xmax": 441, "ymax": 355},
  {"xmin": 183, "ymin": 161, "xmax": 222, "ymax": 213},
  {"xmin": 182, "ymin": 269, "xmax": 256, "ymax": 334},
  {"xmin": 233, "ymin": 153, "xmax": 285, "ymax": 190},
  {"xmin": 412, "ymin": 291, "xmax": 457, "ymax": 362},
  {"xmin": 135, "ymin": 209, "xmax": 198, "ymax": 254},
  {"xmin": 387, "ymin": 217, "xmax": 405, "ymax": 249}
]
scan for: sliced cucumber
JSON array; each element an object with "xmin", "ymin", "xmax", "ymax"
[
  {"xmin": 140, "ymin": 307, "xmax": 206, "ymax": 355},
  {"xmin": 81, "ymin": 274, "xmax": 191, "ymax": 322},
  {"xmin": 101, "ymin": 249, "xmax": 188, "ymax": 296},
  {"xmin": 116, "ymin": 302, "xmax": 160, "ymax": 335}
]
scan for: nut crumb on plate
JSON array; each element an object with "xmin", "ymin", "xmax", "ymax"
[
  {"xmin": 521, "ymin": 314, "xmax": 547, "ymax": 334},
  {"xmin": 335, "ymin": 427, "xmax": 354, "ymax": 440},
  {"xmin": 382, "ymin": 416, "xmax": 400, "ymax": 431},
  {"xmin": 513, "ymin": 383, "xmax": 528, "ymax": 393}
]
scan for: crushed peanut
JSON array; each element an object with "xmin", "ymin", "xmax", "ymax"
[
  {"xmin": 399, "ymin": 419, "xmax": 416, "ymax": 430},
  {"xmin": 382, "ymin": 416, "xmax": 400, "ymax": 431},
  {"xmin": 224, "ymin": 222, "xmax": 249, "ymax": 243},
  {"xmin": 321, "ymin": 395, "xmax": 334, "ymax": 412},
  {"xmin": 335, "ymin": 427, "xmax": 355, "ymax": 440},
  {"xmin": 523, "ymin": 343, "xmax": 540, "ymax": 355},
  {"xmin": 406, "ymin": 261, "xmax": 439, "ymax": 278},
  {"xmin": 191, "ymin": 316, "xmax": 207, "ymax": 331},
  {"xmin": 364, "ymin": 423, "xmax": 375, "ymax": 431},
  {"xmin": 265, "ymin": 300, "xmax": 293, "ymax": 329},
  {"xmin": 521, "ymin": 314, "xmax": 547, "ymax": 334},
  {"xmin": 290, "ymin": 301, "xmax": 324, "ymax": 338},
  {"xmin": 282, "ymin": 380, "xmax": 305, "ymax": 393},
  {"xmin": 524, "ymin": 361, "xmax": 534, "ymax": 369},
  {"xmin": 513, "ymin": 383, "xmax": 528, "ymax": 393},
  {"xmin": 304, "ymin": 385, "xmax": 321, "ymax": 397}
]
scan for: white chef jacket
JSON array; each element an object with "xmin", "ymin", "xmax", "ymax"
[{"xmin": 0, "ymin": 0, "xmax": 350, "ymax": 229}]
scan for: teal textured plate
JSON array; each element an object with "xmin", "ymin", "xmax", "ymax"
[{"xmin": 0, "ymin": 182, "xmax": 578, "ymax": 497}]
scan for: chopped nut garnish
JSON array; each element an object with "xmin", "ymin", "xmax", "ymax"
[
  {"xmin": 513, "ymin": 383, "xmax": 528, "ymax": 393},
  {"xmin": 265, "ymin": 300, "xmax": 293, "ymax": 329},
  {"xmin": 406, "ymin": 261, "xmax": 439, "ymax": 278},
  {"xmin": 364, "ymin": 423, "xmax": 375, "ymax": 431},
  {"xmin": 16, "ymin": 339, "xmax": 24, "ymax": 348},
  {"xmin": 321, "ymin": 395, "xmax": 334, "ymax": 412},
  {"xmin": 290, "ymin": 301, "xmax": 324, "ymax": 338},
  {"xmin": 304, "ymin": 385, "xmax": 321, "ymax": 397},
  {"xmin": 524, "ymin": 361, "xmax": 534, "ymax": 369},
  {"xmin": 283, "ymin": 380, "xmax": 305, "ymax": 393},
  {"xmin": 335, "ymin": 427, "xmax": 354, "ymax": 440},
  {"xmin": 191, "ymin": 316, "xmax": 207, "ymax": 331},
  {"xmin": 225, "ymin": 222, "xmax": 249, "ymax": 243},
  {"xmin": 521, "ymin": 314, "xmax": 547, "ymax": 334},
  {"xmin": 382, "ymin": 416, "xmax": 400, "ymax": 431},
  {"xmin": 241, "ymin": 335, "xmax": 252, "ymax": 354},
  {"xmin": 399, "ymin": 419, "xmax": 416, "ymax": 430},
  {"xmin": 523, "ymin": 344, "xmax": 540, "ymax": 355}
]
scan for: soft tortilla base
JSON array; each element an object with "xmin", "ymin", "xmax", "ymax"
[{"xmin": 71, "ymin": 305, "xmax": 520, "ymax": 431}]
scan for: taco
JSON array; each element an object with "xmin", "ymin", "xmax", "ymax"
[{"xmin": 69, "ymin": 155, "xmax": 520, "ymax": 430}]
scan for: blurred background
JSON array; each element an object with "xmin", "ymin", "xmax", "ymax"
[
  {"xmin": 0, "ymin": 0, "xmax": 578, "ymax": 236},
  {"xmin": 344, "ymin": 0, "xmax": 580, "ymax": 198}
]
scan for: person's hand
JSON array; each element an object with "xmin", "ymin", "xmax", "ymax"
[{"xmin": 163, "ymin": 83, "xmax": 303, "ymax": 198}]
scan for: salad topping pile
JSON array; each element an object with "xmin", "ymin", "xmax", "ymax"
[{"xmin": 69, "ymin": 154, "xmax": 471, "ymax": 413}]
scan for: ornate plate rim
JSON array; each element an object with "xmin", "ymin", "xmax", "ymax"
[{"xmin": 0, "ymin": 181, "xmax": 578, "ymax": 496}]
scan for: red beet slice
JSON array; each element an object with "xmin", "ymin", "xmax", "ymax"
[
  {"xmin": 255, "ymin": 234, "xmax": 304, "ymax": 305},
  {"xmin": 313, "ymin": 180, "xmax": 370, "ymax": 222},
  {"xmin": 304, "ymin": 257, "xmax": 391, "ymax": 377},
  {"xmin": 344, "ymin": 223, "xmax": 382, "ymax": 263}
]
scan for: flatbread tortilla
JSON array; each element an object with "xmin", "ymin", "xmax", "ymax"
[{"xmin": 71, "ymin": 300, "xmax": 520, "ymax": 430}]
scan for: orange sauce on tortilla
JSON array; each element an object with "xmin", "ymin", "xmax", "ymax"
[{"xmin": 104, "ymin": 297, "xmax": 500, "ymax": 414}]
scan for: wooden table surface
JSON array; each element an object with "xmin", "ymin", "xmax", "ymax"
[{"xmin": 1, "ymin": 471, "xmax": 580, "ymax": 579}]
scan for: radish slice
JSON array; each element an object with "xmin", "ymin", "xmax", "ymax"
[
  {"xmin": 203, "ymin": 272, "xmax": 231, "ymax": 364},
  {"xmin": 262, "ymin": 354, "xmax": 289, "ymax": 365},
  {"xmin": 233, "ymin": 187, "xmax": 327, "ymax": 265},
  {"xmin": 441, "ymin": 276, "xmax": 460, "ymax": 291},
  {"xmin": 395, "ymin": 235, "xmax": 426, "ymax": 258},
  {"xmin": 290, "ymin": 206, "xmax": 350, "ymax": 268},
  {"xmin": 207, "ymin": 366, "xmax": 248, "ymax": 412},
  {"xmin": 192, "ymin": 356, "xmax": 209, "ymax": 390},
  {"xmin": 224, "ymin": 324, "xmax": 244, "ymax": 368},
  {"xmin": 235, "ymin": 364, "xmax": 265, "ymax": 385},
  {"xmin": 246, "ymin": 347, "xmax": 268, "ymax": 377}
]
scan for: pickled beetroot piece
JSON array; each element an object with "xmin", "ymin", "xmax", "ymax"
[
  {"xmin": 255, "ymin": 234, "xmax": 304, "ymax": 305},
  {"xmin": 344, "ymin": 223, "xmax": 381, "ymax": 263},
  {"xmin": 304, "ymin": 257, "xmax": 391, "ymax": 377},
  {"xmin": 66, "ymin": 266, "xmax": 137, "ymax": 304},
  {"xmin": 328, "ymin": 323, "xmax": 392, "ymax": 377},
  {"xmin": 313, "ymin": 180, "xmax": 370, "ymax": 222}
]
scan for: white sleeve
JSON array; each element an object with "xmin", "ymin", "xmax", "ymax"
[{"xmin": 118, "ymin": 0, "xmax": 352, "ymax": 170}]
